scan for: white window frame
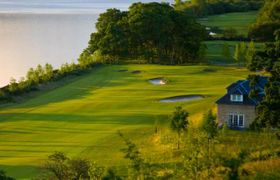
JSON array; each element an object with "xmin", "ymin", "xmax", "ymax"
[
  {"xmin": 228, "ymin": 113, "xmax": 245, "ymax": 128},
  {"xmin": 230, "ymin": 94, "xmax": 243, "ymax": 102}
]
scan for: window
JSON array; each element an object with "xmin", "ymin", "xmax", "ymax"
[
  {"xmin": 229, "ymin": 114, "xmax": 233, "ymax": 126},
  {"xmin": 239, "ymin": 115, "xmax": 244, "ymax": 127},
  {"xmin": 230, "ymin": 94, "xmax": 243, "ymax": 102},
  {"xmin": 233, "ymin": 115, "xmax": 238, "ymax": 126},
  {"xmin": 228, "ymin": 113, "xmax": 245, "ymax": 128}
]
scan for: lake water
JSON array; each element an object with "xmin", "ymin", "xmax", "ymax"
[{"xmin": 0, "ymin": 0, "xmax": 173, "ymax": 87}]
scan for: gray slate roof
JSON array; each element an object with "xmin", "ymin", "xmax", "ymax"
[{"xmin": 216, "ymin": 76, "xmax": 268, "ymax": 106}]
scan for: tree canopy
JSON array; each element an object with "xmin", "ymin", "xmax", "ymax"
[
  {"xmin": 83, "ymin": 2, "xmax": 206, "ymax": 65},
  {"xmin": 174, "ymin": 0, "xmax": 263, "ymax": 17},
  {"xmin": 249, "ymin": 0, "xmax": 280, "ymax": 41},
  {"xmin": 248, "ymin": 30, "xmax": 280, "ymax": 129}
]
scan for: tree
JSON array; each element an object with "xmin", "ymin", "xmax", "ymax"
[
  {"xmin": 233, "ymin": 43, "xmax": 241, "ymax": 66},
  {"xmin": 239, "ymin": 42, "xmax": 247, "ymax": 66},
  {"xmin": 233, "ymin": 42, "xmax": 247, "ymax": 66},
  {"xmin": 170, "ymin": 106, "xmax": 189, "ymax": 149},
  {"xmin": 201, "ymin": 110, "xmax": 218, "ymax": 178},
  {"xmin": 245, "ymin": 41, "xmax": 256, "ymax": 67},
  {"xmin": 36, "ymin": 64, "xmax": 44, "ymax": 82},
  {"xmin": 44, "ymin": 63, "xmax": 54, "ymax": 82},
  {"xmin": 42, "ymin": 152, "xmax": 105, "ymax": 180},
  {"xmin": 183, "ymin": 128, "xmax": 208, "ymax": 179},
  {"xmin": 44, "ymin": 151, "xmax": 70, "ymax": 180},
  {"xmin": 0, "ymin": 170, "xmax": 15, "ymax": 180},
  {"xmin": 248, "ymin": 30, "xmax": 280, "ymax": 129},
  {"xmin": 85, "ymin": 2, "xmax": 206, "ymax": 65},
  {"xmin": 118, "ymin": 131, "xmax": 146, "ymax": 179},
  {"xmin": 8, "ymin": 78, "xmax": 18, "ymax": 94},
  {"xmin": 222, "ymin": 42, "xmax": 231, "ymax": 61},
  {"xmin": 249, "ymin": 0, "xmax": 280, "ymax": 41},
  {"xmin": 191, "ymin": 0, "xmax": 207, "ymax": 16},
  {"xmin": 202, "ymin": 110, "xmax": 218, "ymax": 139}
]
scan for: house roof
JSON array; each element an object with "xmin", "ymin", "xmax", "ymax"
[{"xmin": 216, "ymin": 76, "xmax": 268, "ymax": 106}]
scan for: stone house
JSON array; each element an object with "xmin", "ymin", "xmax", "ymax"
[{"xmin": 216, "ymin": 77, "xmax": 268, "ymax": 129}]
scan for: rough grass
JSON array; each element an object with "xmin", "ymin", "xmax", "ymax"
[
  {"xmin": 198, "ymin": 11, "xmax": 258, "ymax": 35},
  {"xmin": 0, "ymin": 65, "xmax": 252, "ymax": 179}
]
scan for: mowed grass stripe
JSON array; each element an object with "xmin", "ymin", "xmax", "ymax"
[{"xmin": 0, "ymin": 65, "xmax": 249, "ymax": 179}]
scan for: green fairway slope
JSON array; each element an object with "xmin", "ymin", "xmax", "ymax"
[
  {"xmin": 0, "ymin": 65, "xmax": 250, "ymax": 179},
  {"xmin": 198, "ymin": 11, "xmax": 257, "ymax": 35}
]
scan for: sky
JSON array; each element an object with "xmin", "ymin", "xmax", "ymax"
[{"xmin": 0, "ymin": 0, "xmax": 174, "ymax": 13}]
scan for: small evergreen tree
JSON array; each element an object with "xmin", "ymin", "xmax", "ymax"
[
  {"xmin": 202, "ymin": 110, "xmax": 218, "ymax": 139},
  {"xmin": 245, "ymin": 41, "xmax": 256, "ymax": 67},
  {"xmin": 240, "ymin": 42, "xmax": 247, "ymax": 66},
  {"xmin": 170, "ymin": 106, "xmax": 189, "ymax": 149},
  {"xmin": 201, "ymin": 110, "xmax": 218, "ymax": 179},
  {"xmin": 118, "ymin": 132, "xmax": 145, "ymax": 179},
  {"xmin": 233, "ymin": 43, "xmax": 241, "ymax": 66}
]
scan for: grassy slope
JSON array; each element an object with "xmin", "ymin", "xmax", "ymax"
[
  {"xmin": 199, "ymin": 11, "xmax": 261, "ymax": 64},
  {"xmin": 198, "ymin": 11, "xmax": 258, "ymax": 35},
  {"xmin": 0, "ymin": 65, "xmax": 250, "ymax": 179},
  {"xmin": 205, "ymin": 40, "xmax": 264, "ymax": 64}
]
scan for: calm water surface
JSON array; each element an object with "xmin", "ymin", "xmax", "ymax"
[{"xmin": 0, "ymin": 0, "xmax": 172, "ymax": 87}]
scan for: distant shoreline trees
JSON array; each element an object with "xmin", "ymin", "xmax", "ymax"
[
  {"xmin": 82, "ymin": 2, "xmax": 207, "ymax": 65},
  {"xmin": 0, "ymin": 62, "xmax": 100, "ymax": 103},
  {"xmin": 174, "ymin": 0, "xmax": 263, "ymax": 17}
]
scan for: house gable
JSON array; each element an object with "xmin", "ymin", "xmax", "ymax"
[{"xmin": 216, "ymin": 76, "xmax": 268, "ymax": 128}]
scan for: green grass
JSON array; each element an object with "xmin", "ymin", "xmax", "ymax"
[
  {"xmin": 198, "ymin": 11, "xmax": 258, "ymax": 35},
  {"xmin": 0, "ymin": 65, "xmax": 251, "ymax": 179},
  {"xmin": 205, "ymin": 40, "xmax": 264, "ymax": 64}
]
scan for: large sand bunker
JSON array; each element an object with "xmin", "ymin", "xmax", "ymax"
[
  {"xmin": 149, "ymin": 78, "xmax": 166, "ymax": 85},
  {"xmin": 159, "ymin": 95, "xmax": 204, "ymax": 103}
]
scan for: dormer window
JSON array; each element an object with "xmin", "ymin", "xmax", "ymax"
[{"xmin": 230, "ymin": 94, "xmax": 243, "ymax": 102}]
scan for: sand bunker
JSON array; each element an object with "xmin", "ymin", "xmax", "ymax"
[
  {"xmin": 160, "ymin": 95, "xmax": 204, "ymax": 103},
  {"xmin": 149, "ymin": 78, "xmax": 166, "ymax": 85}
]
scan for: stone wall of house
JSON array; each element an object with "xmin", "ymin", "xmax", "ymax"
[{"xmin": 217, "ymin": 104, "xmax": 256, "ymax": 128}]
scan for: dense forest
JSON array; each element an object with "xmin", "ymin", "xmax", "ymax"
[{"xmin": 80, "ymin": 2, "xmax": 207, "ymax": 65}]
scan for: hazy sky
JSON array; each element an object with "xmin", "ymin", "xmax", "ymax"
[{"xmin": 0, "ymin": 0, "xmax": 174, "ymax": 13}]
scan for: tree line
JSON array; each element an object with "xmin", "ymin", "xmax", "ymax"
[
  {"xmin": 174, "ymin": 0, "xmax": 263, "ymax": 17},
  {"xmin": 0, "ymin": 62, "xmax": 99, "ymax": 103},
  {"xmin": 81, "ymin": 2, "xmax": 207, "ymax": 65}
]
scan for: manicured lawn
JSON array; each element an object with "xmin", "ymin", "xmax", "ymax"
[
  {"xmin": 205, "ymin": 40, "xmax": 264, "ymax": 64},
  {"xmin": 0, "ymin": 65, "xmax": 251, "ymax": 179},
  {"xmin": 198, "ymin": 11, "xmax": 258, "ymax": 35}
]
